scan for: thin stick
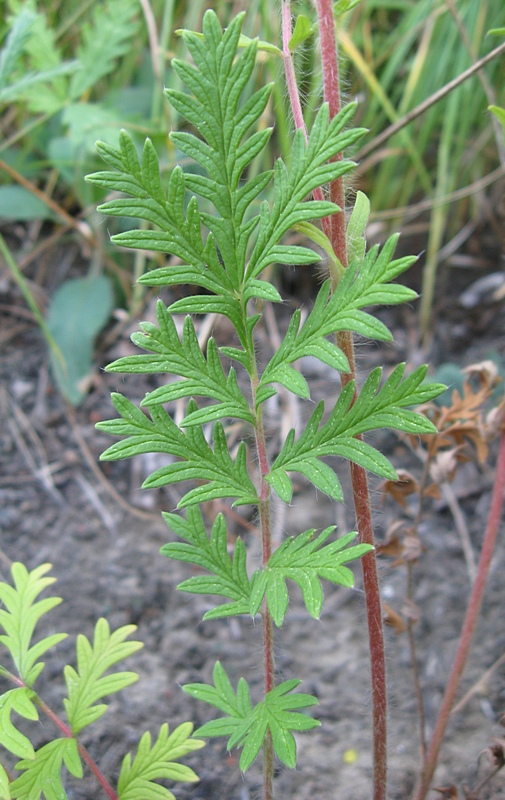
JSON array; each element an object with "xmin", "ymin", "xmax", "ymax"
[
  {"xmin": 0, "ymin": 159, "xmax": 92, "ymax": 241},
  {"xmin": 451, "ymin": 651, "xmax": 505, "ymax": 716},
  {"xmin": 355, "ymin": 41, "xmax": 505, "ymax": 162}
]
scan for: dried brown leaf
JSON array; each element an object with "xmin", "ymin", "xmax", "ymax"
[
  {"xmin": 383, "ymin": 603, "xmax": 406, "ymax": 634},
  {"xmin": 380, "ymin": 469, "xmax": 420, "ymax": 508},
  {"xmin": 433, "ymin": 784, "xmax": 459, "ymax": 799}
]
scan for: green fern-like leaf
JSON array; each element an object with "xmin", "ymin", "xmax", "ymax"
[
  {"xmin": 184, "ymin": 662, "xmax": 319, "ymax": 771},
  {"xmin": 0, "ymin": 563, "xmax": 67, "ymax": 687},
  {"xmin": 97, "ymin": 395, "xmax": 258, "ymax": 508},
  {"xmin": 0, "ymin": 689, "xmax": 38, "ymax": 760},
  {"xmin": 267, "ymin": 364, "xmax": 446, "ymax": 502},
  {"xmin": 106, "ymin": 302, "xmax": 254, "ymax": 426},
  {"xmin": 0, "ymin": 9, "xmax": 79, "ymax": 110},
  {"xmin": 161, "ymin": 507, "xmax": 253, "ymax": 619},
  {"xmin": 0, "ymin": 762, "xmax": 10, "ymax": 800},
  {"xmin": 117, "ymin": 723, "xmax": 204, "ymax": 800},
  {"xmin": 63, "ymin": 619, "xmax": 143, "ymax": 735},
  {"xmin": 256, "ymin": 234, "xmax": 419, "ymax": 402},
  {"xmin": 69, "ymin": 0, "xmax": 140, "ymax": 100},
  {"xmin": 10, "ymin": 738, "xmax": 82, "ymax": 800},
  {"xmin": 87, "ymin": 10, "xmax": 363, "ymax": 341},
  {"xmin": 249, "ymin": 528, "xmax": 373, "ymax": 626}
]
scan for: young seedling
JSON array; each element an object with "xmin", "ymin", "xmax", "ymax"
[
  {"xmin": 0, "ymin": 562, "xmax": 203, "ymax": 799},
  {"xmin": 87, "ymin": 10, "xmax": 444, "ymax": 799}
]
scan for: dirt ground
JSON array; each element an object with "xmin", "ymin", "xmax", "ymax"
[{"xmin": 1, "ymin": 228, "xmax": 505, "ymax": 800}]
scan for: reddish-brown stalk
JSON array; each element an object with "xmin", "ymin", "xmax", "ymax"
[
  {"xmin": 412, "ymin": 429, "xmax": 505, "ymax": 800},
  {"xmin": 282, "ymin": 2, "xmax": 388, "ymax": 798},
  {"xmin": 281, "ymin": 1, "xmax": 330, "ymax": 243},
  {"xmin": 315, "ymin": 3, "xmax": 388, "ymax": 799},
  {"xmin": 252, "ymin": 373, "xmax": 275, "ymax": 800},
  {"xmin": 7, "ymin": 672, "xmax": 118, "ymax": 800}
]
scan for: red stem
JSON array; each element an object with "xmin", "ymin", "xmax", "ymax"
[
  {"xmin": 255, "ymin": 407, "xmax": 275, "ymax": 800},
  {"xmin": 412, "ymin": 430, "xmax": 505, "ymax": 800},
  {"xmin": 281, "ymin": 1, "xmax": 331, "ymax": 240},
  {"xmin": 315, "ymin": 0, "xmax": 346, "ymax": 254},
  {"xmin": 315, "ymin": 3, "xmax": 388, "ymax": 798},
  {"xmin": 34, "ymin": 698, "xmax": 119, "ymax": 800},
  {"xmin": 282, "ymin": 4, "xmax": 388, "ymax": 796},
  {"xmin": 6, "ymin": 673, "xmax": 118, "ymax": 800}
]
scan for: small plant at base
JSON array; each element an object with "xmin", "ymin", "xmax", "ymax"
[
  {"xmin": 0, "ymin": 562, "xmax": 204, "ymax": 799},
  {"xmin": 86, "ymin": 10, "xmax": 445, "ymax": 798}
]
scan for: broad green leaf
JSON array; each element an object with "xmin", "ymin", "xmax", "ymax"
[
  {"xmin": 0, "ymin": 563, "xmax": 66, "ymax": 686},
  {"xmin": 184, "ymin": 663, "xmax": 319, "ymax": 771},
  {"xmin": 63, "ymin": 619, "xmax": 142, "ymax": 735},
  {"xmin": 347, "ymin": 190, "xmax": 370, "ymax": 263},
  {"xmin": 249, "ymin": 528, "xmax": 372, "ymax": 625},
  {"xmin": 10, "ymin": 738, "xmax": 82, "ymax": 800},
  {"xmin": 288, "ymin": 15, "xmax": 315, "ymax": 52},
  {"xmin": 161, "ymin": 508, "xmax": 252, "ymax": 619},
  {"xmin": 46, "ymin": 276, "xmax": 114, "ymax": 406},
  {"xmin": 117, "ymin": 723, "xmax": 204, "ymax": 800},
  {"xmin": 0, "ymin": 187, "xmax": 54, "ymax": 221}
]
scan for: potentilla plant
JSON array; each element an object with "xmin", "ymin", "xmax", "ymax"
[{"xmin": 86, "ymin": 10, "xmax": 444, "ymax": 799}]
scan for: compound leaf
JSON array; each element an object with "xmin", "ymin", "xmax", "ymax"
[
  {"xmin": 63, "ymin": 619, "xmax": 143, "ymax": 735},
  {"xmin": 10, "ymin": 738, "xmax": 82, "ymax": 800},
  {"xmin": 0, "ymin": 689, "xmax": 38, "ymax": 760},
  {"xmin": 161, "ymin": 507, "xmax": 252, "ymax": 619},
  {"xmin": 69, "ymin": 0, "xmax": 140, "ymax": 100},
  {"xmin": 106, "ymin": 302, "xmax": 253, "ymax": 425},
  {"xmin": 184, "ymin": 662, "xmax": 319, "ymax": 771},
  {"xmin": 117, "ymin": 723, "xmax": 204, "ymax": 800},
  {"xmin": 257, "ymin": 234, "xmax": 424, "ymax": 400},
  {"xmin": 249, "ymin": 528, "xmax": 372, "ymax": 626},
  {"xmin": 97, "ymin": 395, "xmax": 258, "ymax": 508},
  {"xmin": 0, "ymin": 563, "xmax": 66, "ymax": 687},
  {"xmin": 267, "ymin": 364, "xmax": 446, "ymax": 502}
]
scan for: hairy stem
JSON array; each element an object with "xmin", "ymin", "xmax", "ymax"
[
  {"xmin": 7, "ymin": 673, "xmax": 118, "ymax": 800},
  {"xmin": 315, "ymin": 3, "xmax": 388, "ymax": 798},
  {"xmin": 252, "ymin": 381, "xmax": 275, "ymax": 799},
  {"xmin": 412, "ymin": 429, "xmax": 505, "ymax": 800},
  {"xmin": 37, "ymin": 698, "xmax": 119, "ymax": 800},
  {"xmin": 281, "ymin": 1, "xmax": 331, "ymax": 241}
]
